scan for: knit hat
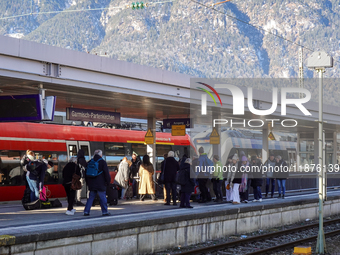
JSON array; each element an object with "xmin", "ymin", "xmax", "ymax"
[
  {"xmin": 232, "ymin": 154, "xmax": 239, "ymax": 160},
  {"xmin": 241, "ymin": 156, "xmax": 248, "ymax": 162}
]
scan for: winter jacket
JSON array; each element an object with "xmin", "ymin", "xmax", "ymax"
[
  {"xmin": 213, "ymin": 160, "xmax": 224, "ymax": 180},
  {"xmin": 114, "ymin": 161, "xmax": 130, "ymax": 189},
  {"xmin": 250, "ymin": 159, "xmax": 263, "ymax": 188},
  {"xmin": 180, "ymin": 163, "xmax": 195, "ymax": 194},
  {"xmin": 77, "ymin": 149, "xmax": 87, "ymax": 178},
  {"xmin": 62, "ymin": 162, "xmax": 81, "ymax": 185},
  {"xmin": 274, "ymin": 160, "xmax": 289, "ymax": 179},
  {"xmin": 27, "ymin": 160, "xmax": 47, "ymax": 189},
  {"xmin": 130, "ymin": 158, "xmax": 141, "ymax": 178},
  {"xmin": 85, "ymin": 155, "xmax": 111, "ymax": 192},
  {"xmin": 163, "ymin": 157, "xmax": 180, "ymax": 183},
  {"xmin": 264, "ymin": 158, "xmax": 276, "ymax": 178},
  {"xmin": 138, "ymin": 163, "xmax": 155, "ymax": 194},
  {"xmin": 226, "ymin": 161, "xmax": 242, "ymax": 184}
]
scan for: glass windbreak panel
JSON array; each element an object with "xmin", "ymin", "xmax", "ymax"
[
  {"xmin": 0, "ymin": 150, "xmax": 22, "ymax": 186},
  {"xmin": 68, "ymin": 145, "xmax": 78, "ymax": 157},
  {"xmin": 300, "ymin": 140, "xmax": 314, "ymax": 153},
  {"xmin": 80, "ymin": 145, "xmax": 90, "ymax": 161},
  {"xmin": 131, "ymin": 144, "xmax": 146, "ymax": 157}
]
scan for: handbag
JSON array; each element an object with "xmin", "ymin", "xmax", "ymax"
[{"xmin": 71, "ymin": 164, "xmax": 82, "ymax": 190}]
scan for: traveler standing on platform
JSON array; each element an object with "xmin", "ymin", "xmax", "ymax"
[
  {"xmin": 84, "ymin": 150, "xmax": 111, "ymax": 216},
  {"xmin": 274, "ymin": 155, "xmax": 288, "ymax": 199},
  {"xmin": 179, "ymin": 158, "xmax": 195, "ymax": 208},
  {"xmin": 138, "ymin": 155, "xmax": 157, "ymax": 201},
  {"xmin": 24, "ymin": 150, "xmax": 47, "ymax": 202},
  {"xmin": 224, "ymin": 156, "xmax": 233, "ymax": 202},
  {"xmin": 212, "ymin": 155, "xmax": 223, "ymax": 202},
  {"xmin": 62, "ymin": 157, "xmax": 80, "ymax": 215},
  {"xmin": 197, "ymin": 147, "xmax": 211, "ymax": 203},
  {"xmin": 226, "ymin": 154, "xmax": 241, "ymax": 204},
  {"xmin": 250, "ymin": 156, "xmax": 263, "ymax": 202},
  {"xmin": 163, "ymin": 151, "xmax": 179, "ymax": 205},
  {"xmin": 114, "ymin": 157, "xmax": 130, "ymax": 199},
  {"xmin": 264, "ymin": 153, "xmax": 276, "ymax": 198},
  {"xmin": 130, "ymin": 153, "xmax": 141, "ymax": 198},
  {"xmin": 239, "ymin": 156, "xmax": 250, "ymax": 203},
  {"xmin": 75, "ymin": 149, "xmax": 86, "ymax": 206},
  {"xmin": 161, "ymin": 153, "xmax": 168, "ymax": 202}
]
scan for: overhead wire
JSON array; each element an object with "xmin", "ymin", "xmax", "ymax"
[{"xmin": 0, "ymin": 0, "xmax": 175, "ymax": 21}]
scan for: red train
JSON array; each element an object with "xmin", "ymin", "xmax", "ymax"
[{"xmin": 0, "ymin": 122, "xmax": 192, "ymax": 202}]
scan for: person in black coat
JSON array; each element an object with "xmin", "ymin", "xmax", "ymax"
[
  {"xmin": 62, "ymin": 157, "xmax": 81, "ymax": 215},
  {"xmin": 179, "ymin": 158, "xmax": 195, "ymax": 208},
  {"xmin": 163, "ymin": 151, "xmax": 180, "ymax": 205},
  {"xmin": 84, "ymin": 150, "xmax": 111, "ymax": 216},
  {"xmin": 75, "ymin": 149, "xmax": 87, "ymax": 206},
  {"xmin": 250, "ymin": 156, "xmax": 263, "ymax": 202},
  {"xmin": 274, "ymin": 155, "xmax": 289, "ymax": 199},
  {"xmin": 130, "ymin": 153, "xmax": 141, "ymax": 197}
]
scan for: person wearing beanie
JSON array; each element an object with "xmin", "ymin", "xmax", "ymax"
[
  {"xmin": 239, "ymin": 156, "xmax": 250, "ymax": 203},
  {"xmin": 264, "ymin": 153, "xmax": 276, "ymax": 198},
  {"xmin": 250, "ymin": 155, "xmax": 263, "ymax": 202},
  {"xmin": 226, "ymin": 153, "xmax": 242, "ymax": 204}
]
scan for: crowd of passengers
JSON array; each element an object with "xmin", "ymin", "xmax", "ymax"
[{"xmin": 21, "ymin": 146, "xmax": 289, "ymax": 216}]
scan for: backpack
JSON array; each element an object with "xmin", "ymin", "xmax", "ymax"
[
  {"xmin": 176, "ymin": 169, "xmax": 187, "ymax": 185},
  {"xmin": 201, "ymin": 156, "xmax": 214, "ymax": 178},
  {"xmin": 86, "ymin": 158, "xmax": 103, "ymax": 177}
]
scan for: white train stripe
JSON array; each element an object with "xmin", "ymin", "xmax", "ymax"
[{"xmin": 0, "ymin": 137, "xmax": 66, "ymax": 143}]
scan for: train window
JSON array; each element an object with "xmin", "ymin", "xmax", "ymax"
[
  {"xmin": 0, "ymin": 150, "xmax": 23, "ymax": 186},
  {"xmin": 131, "ymin": 144, "xmax": 146, "ymax": 157},
  {"xmin": 156, "ymin": 145, "xmax": 172, "ymax": 157},
  {"xmin": 68, "ymin": 145, "xmax": 78, "ymax": 157},
  {"xmin": 80, "ymin": 145, "xmax": 90, "ymax": 161},
  {"xmin": 105, "ymin": 143, "xmax": 125, "ymax": 156}
]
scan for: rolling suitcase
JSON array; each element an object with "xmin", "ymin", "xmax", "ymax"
[{"xmin": 107, "ymin": 184, "xmax": 118, "ymax": 205}]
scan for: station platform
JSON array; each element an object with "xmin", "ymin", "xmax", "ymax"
[{"xmin": 1, "ymin": 190, "xmax": 340, "ymax": 255}]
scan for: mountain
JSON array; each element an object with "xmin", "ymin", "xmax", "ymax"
[{"xmin": 0, "ymin": 0, "xmax": 339, "ymax": 78}]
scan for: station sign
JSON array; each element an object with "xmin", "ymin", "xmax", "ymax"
[
  {"xmin": 171, "ymin": 125, "xmax": 186, "ymax": 136},
  {"xmin": 66, "ymin": 108, "xmax": 120, "ymax": 124},
  {"xmin": 163, "ymin": 118, "xmax": 192, "ymax": 128},
  {"xmin": 0, "ymin": 94, "xmax": 56, "ymax": 122},
  {"xmin": 144, "ymin": 128, "xmax": 154, "ymax": 144},
  {"xmin": 210, "ymin": 127, "xmax": 220, "ymax": 144}
]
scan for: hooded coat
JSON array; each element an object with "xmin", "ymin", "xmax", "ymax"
[
  {"xmin": 138, "ymin": 163, "xmax": 155, "ymax": 194},
  {"xmin": 163, "ymin": 156, "xmax": 180, "ymax": 183},
  {"xmin": 115, "ymin": 161, "xmax": 130, "ymax": 189},
  {"xmin": 274, "ymin": 159, "xmax": 289, "ymax": 179},
  {"xmin": 179, "ymin": 162, "xmax": 195, "ymax": 194},
  {"xmin": 85, "ymin": 154, "xmax": 111, "ymax": 192}
]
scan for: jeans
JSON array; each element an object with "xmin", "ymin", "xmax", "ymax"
[
  {"xmin": 132, "ymin": 178, "xmax": 137, "ymax": 197},
  {"xmin": 63, "ymin": 184, "xmax": 76, "ymax": 211},
  {"xmin": 212, "ymin": 179, "xmax": 223, "ymax": 200},
  {"xmin": 253, "ymin": 186, "xmax": 262, "ymax": 200},
  {"xmin": 84, "ymin": 190, "xmax": 108, "ymax": 215},
  {"xmin": 277, "ymin": 179, "xmax": 286, "ymax": 195},
  {"xmin": 26, "ymin": 175, "xmax": 39, "ymax": 202},
  {"xmin": 266, "ymin": 178, "xmax": 275, "ymax": 196},
  {"xmin": 165, "ymin": 182, "xmax": 177, "ymax": 204},
  {"xmin": 180, "ymin": 192, "xmax": 191, "ymax": 207}
]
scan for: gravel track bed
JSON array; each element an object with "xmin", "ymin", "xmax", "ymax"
[{"xmin": 154, "ymin": 216, "xmax": 340, "ymax": 255}]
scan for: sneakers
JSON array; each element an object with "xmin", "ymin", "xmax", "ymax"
[
  {"xmin": 244, "ymin": 200, "xmax": 248, "ymax": 203},
  {"xmin": 232, "ymin": 201, "xmax": 240, "ymax": 204},
  {"xmin": 102, "ymin": 212, "xmax": 111, "ymax": 216},
  {"xmin": 66, "ymin": 210, "xmax": 74, "ymax": 215},
  {"xmin": 259, "ymin": 198, "xmax": 262, "ymax": 202},
  {"xmin": 71, "ymin": 209, "xmax": 76, "ymax": 213},
  {"xmin": 253, "ymin": 199, "xmax": 258, "ymax": 202}
]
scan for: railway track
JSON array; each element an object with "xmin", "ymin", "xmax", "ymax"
[{"xmin": 176, "ymin": 218, "xmax": 340, "ymax": 255}]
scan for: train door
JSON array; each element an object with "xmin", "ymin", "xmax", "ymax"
[
  {"xmin": 66, "ymin": 141, "xmax": 78, "ymax": 160},
  {"xmin": 78, "ymin": 142, "xmax": 91, "ymax": 160}
]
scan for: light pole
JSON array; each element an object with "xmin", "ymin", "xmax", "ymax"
[{"xmin": 307, "ymin": 51, "xmax": 333, "ymax": 254}]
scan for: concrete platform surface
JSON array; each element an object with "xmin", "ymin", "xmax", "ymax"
[{"xmin": 1, "ymin": 190, "xmax": 340, "ymax": 246}]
